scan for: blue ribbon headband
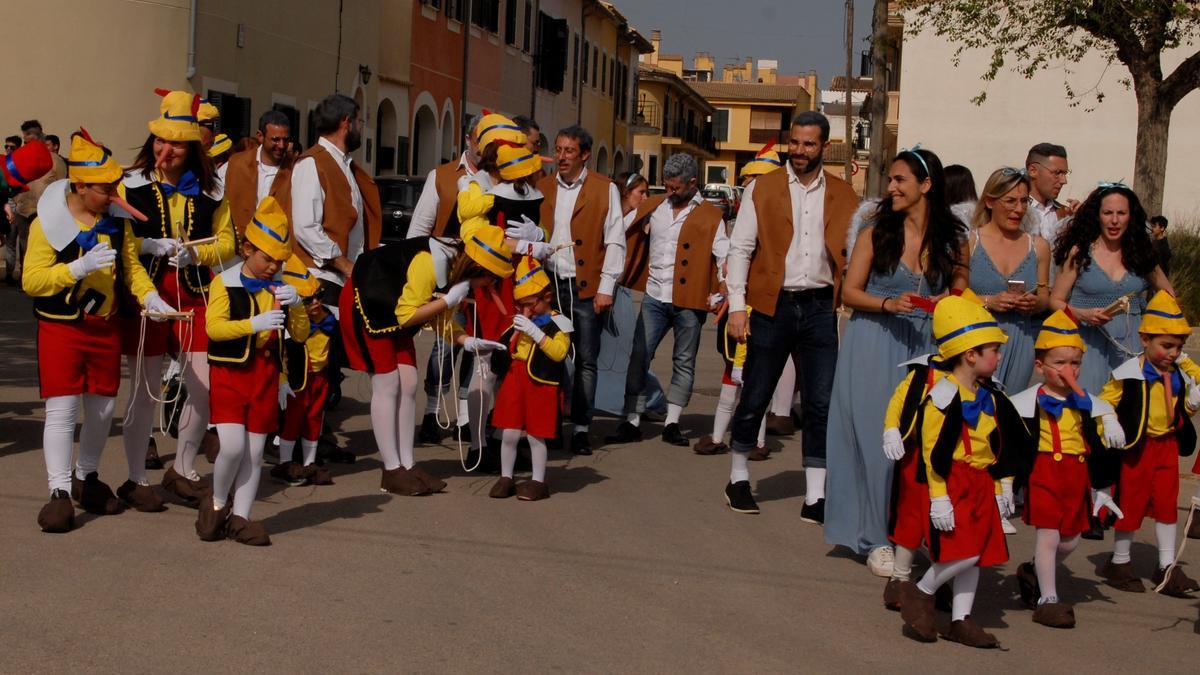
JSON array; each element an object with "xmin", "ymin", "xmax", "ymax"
[
  {"xmin": 1097, "ymin": 180, "xmax": 1128, "ymax": 190},
  {"xmin": 935, "ymin": 321, "xmax": 999, "ymax": 345},
  {"xmin": 899, "ymin": 142, "xmax": 931, "ymax": 178}
]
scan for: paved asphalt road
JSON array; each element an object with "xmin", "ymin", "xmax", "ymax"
[{"xmin": 0, "ymin": 284, "xmax": 1197, "ymax": 673}]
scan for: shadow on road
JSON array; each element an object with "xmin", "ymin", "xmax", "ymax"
[{"xmin": 262, "ymin": 492, "xmax": 391, "ymax": 535}]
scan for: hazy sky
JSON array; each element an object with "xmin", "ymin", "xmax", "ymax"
[{"xmin": 619, "ymin": 0, "xmax": 874, "ymax": 87}]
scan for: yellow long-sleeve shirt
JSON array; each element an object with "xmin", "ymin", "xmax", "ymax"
[
  {"xmin": 511, "ymin": 315, "xmax": 571, "ymax": 363},
  {"xmin": 1100, "ymin": 356, "xmax": 1200, "ymax": 438},
  {"xmin": 305, "ymin": 328, "xmax": 331, "ymax": 372},
  {"xmin": 207, "ymin": 274, "xmax": 309, "ymax": 349},
  {"xmin": 921, "ymin": 375, "xmax": 999, "ymax": 499}
]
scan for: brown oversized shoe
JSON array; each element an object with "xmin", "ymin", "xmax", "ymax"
[
  {"xmin": 116, "ymin": 480, "xmax": 166, "ymax": 512},
  {"xmin": 200, "ymin": 428, "xmax": 220, "ymax": 463},
  {"xmin": 516, "ymin": 479, "xmax": 550, "ymax": 501},
  {"xmin": 748, "ymin": 445, "xmax": 771, "ymax": 461},
  {"xmin": 1152, "ymin": 566, "xmax": 1200, "ymax": 597},
  {"xmin": 900, "ymin": 582, "xmax": 937, "ymax": 642},
  {"xmin": 1016, "ymin": 561, "xmax": 1040, "ymax": 609},
  {"xmin": 194, "ymin": 494, "xmax": 230, "ymax": 542},
  {"xmin": 1100, "ymin": 558, "xmax": 1145, "ymax": 593},
  {"xmin": 300, "ymin": 464, "xmax": 334, "ymax": 486},
  {"xmin": 145, "ymin": 436, "xmax": 164, "ymax": 470},
  {"xmin": 489, "ymin": 476, "xmax": 516, "ymax": 499},
  {"xmin": 941, "ymin": 616, "xmax": 999, "ymax": 648},
  {"xmin": 227, "ymin": 515, "xmax": 271, "ymax": 546},
  {"xmin": 37, "ymin": 489, "xmax": 75, "ymax": 533},
  {"xmin": 161, "ymin": 466, "xmax": 200, "ymax": 504},
  {"xmin": 1032, "ymin": 602, "xmax": 1076, "ymax": 628},
  {"xmin": 380, "ymin": 467, "xmax": 430, "ymax": 496},
  {"xmin": 408, "ymin": 465, "xmax": 447, "ymax": 493},
  {"xmin": 883, "ymin": 578, "xmax": 904, "ymax": 611},
  {"xmin": 765, "ymin": 412, "xmax": 794, "ymax": 436},
  {"xmin": 270, "ymin": 462, "xmax": 306, "ymax": 486},
  {"xmin": 693, "ymin": 435, "xmax": 728, "ymax": 456},
  {"xmin": 72, "ymin": 472, "xmax": 124, "ymax": 515}
]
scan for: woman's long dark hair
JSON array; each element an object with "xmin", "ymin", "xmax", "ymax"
[
  {"xmin": 128, "ymin": 133, "xmax": 217, "ymax": 195},
  {"xmin": 1052, "ymin": 184, "xmax": 1157, "ymax": 277},
  {"xmin": 870, "ymin": 148, "xmax": 966, "ymax": 288}
]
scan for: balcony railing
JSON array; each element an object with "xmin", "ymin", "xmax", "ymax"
[
  {"xmin": 634, "ymin": 100, "xmax": 660, "ymax": 129},
  {"xmin": 748, "ymin": 128, "xmax": 787, "ymax": 145}
]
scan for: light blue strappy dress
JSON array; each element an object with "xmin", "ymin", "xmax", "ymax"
[
  {"xmin": 1069, "ymin": 261, "xmax": 1149, "ymax": 392},
  {"xmin": 824, "ymin": 262, "xmax": 944, "ymax": 556},
  {"xmin": 969, "ymin": 233, "xmax": 1040, "ymax": 392}
]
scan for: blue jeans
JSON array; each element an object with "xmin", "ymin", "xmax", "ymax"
[
  {"xmin": 554, "ymin": 276, "xmax": 604, "ymax": 426},
  {"xmin": 623, "ymin": 295, "xmax": 707, "ymax": 414},
  {"xmin": 731, "ymin": 288, "xmax": 838, "ymax": 467}
]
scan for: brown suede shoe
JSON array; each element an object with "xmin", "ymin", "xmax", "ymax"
[
  {"xmin": 1032, "ymin": 602, "xmax": 1076, "ymax": 628},
  {"xmin": 145, "ymin": 436, "xmax": 163, "ymax": 470},
  {"xmin": 900, "ymin": 582, "xmax": 937, "ymax": 642},
  {"xmin": 490, "ymin": 476, "xmax": 516, "ymax": 499},
  {"xmin": 408, "ymin": 465, "xmax": 447, "ymax": 493},
  {"xmin": 1152, "ymin": 566, "xmax": 1200, "ymax": 597},
  {"xmin": 941, "ymin": 616, "xmax": 999, "ymax": 648},
  {"xmin": 201, "ymin": 428, "xmax": 220, "ymax": 463},
  {"xmin": 380, "ymin": 467, "xmax": 430, "ymax": 496},
  {"xmin": 227, "ymin": 515, "xmax": 271, "ymax": 546},
  {"xmin": 883, "ymin": 578, "xmax": 904, "ymax": 611},
  {"xmin": 1100, "ymin": 558, "xmax": 1145, "ymax": 593},
  {"xmin": 765, "ymin": 412, "xmax": 794, "ymax": 436},
  {"xmin": 188, "ymin": 473, "xmax": 212, "ymax": 492},
  {"xmin": 270, "ymin": 462, "xmax": 306, "ymax": 486},
  {"xmin": 300, "ymin": 464, "xmax": 334, "ymax": 486},
  {"xmin": 516, "ymin": 479, "xmax": 550, "ymax": 501},
  {"xmin": 194, "ymin": 494, "xmax": 230, "ymax": 542},
  {"xmin": 72, "ymin": 473, "xmax": 124, "ymax": 515},
  {"xmin": 37, "ymin": 489, "xmax": 75, "ymax": 533},
  {"xmin": 1016, "ymin": 561, "xmax": 1040, "ymax": 609},
  {"xmin": 116, "ymin": 480, "xmax": 166, "ymax": 513},
  {"xmin": 161, "ymin": 466, "xmax": 200, "ymax": 504},
  {"xmin": 693, "ymin": 435, "xmax": 728, "ymax": 456},
  {"xmin": 748, "ymin": 445, "xmax": 771, "ymax": 461}
]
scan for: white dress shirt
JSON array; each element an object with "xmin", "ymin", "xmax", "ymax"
[
  {"xmin": 1023, "ymin": 196, "xmax": 1065, "ymax": 244},
  {"xmin": 408, "ymin": 152, "xmax": 476, "ymax": 239},
  {"xmin": 291, "ymin": 137, "xmax": 364, "ymax": 284},
  {"xmin": 644, "ymin": 193, "xmax": 729, "ymax": 304},
  {"xmin": 211, "ymin": 162, "xmax": 228, "ymax": 201},
  {"xmin": 545, "ymin": 167, "xmax": 626, "ymax": 295},
  {"xmin": 256, "ymin": 146, "xmax": 281, "ymax": 205},
  {"xmin": 726, "ymin": 163, "xmax": 830, "ymax": 312}
]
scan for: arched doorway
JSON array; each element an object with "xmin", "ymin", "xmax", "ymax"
[
  {"xmin": 412, "ymin": 105, "xmax": 438, "ymax": 175},
  {"xmin": 375, "ymin": 98, "xmax": 398, "ymax": 176},
  {"xmin": 441, "ymin": 108, "xmax": 456, "ymax": 163},
  {"xmin": 596, "ymin": 146, "xmax": 609, "ymax": 176},
  {"xmin": 613, "ymin": 150, "xmax": 625, "ymax": 175}
]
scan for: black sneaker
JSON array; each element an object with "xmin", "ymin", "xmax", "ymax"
[
  {"xmin": 572, "ymin": 431, "xmax": 592, "ymax": 456},
  {"xmin": 418, "ymin": 413, "xmax": 444, "ymax": 445},
  {"xmin": 724, "ymin": 481, "xmax": 760, "ymax": 514},
  {"xmin": 604, "ymin": 421, "xmax": 642, "ymax": 444},
  {"xmin": 799, "ymin": 498, "xmax": 824, "ymax": 524},
  {"xmin": 661, "ymin": 423, "xmax": 689, "ymax": 447}
]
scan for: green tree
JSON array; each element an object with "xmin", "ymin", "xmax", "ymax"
[{"xmin": 905, "ymin": 1, "xmax": 1200, "ymax": 215}]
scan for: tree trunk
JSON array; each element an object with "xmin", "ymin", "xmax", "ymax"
[
  {"xmin": 1132, "ymin": 84, "xmax": 1170, "ymax": 216},
  {"xmin": 867, "ymin": 0, "xmax": 890, "ymax": 199}
]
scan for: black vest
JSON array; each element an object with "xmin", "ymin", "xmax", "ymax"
[
  {"xmin": 1114, "ymin": 377, "xmax": 1197, "ymax": 456},
  {"xmin": 207, "ymin": 285, "xmax": 284, "ymax": 367},
  {"xmin": 350, "ymin": 237, "xmax": 432, "ymax": 336},
  {"xmin": 491, "ymin": 314, "xmax": 567, "ymax": 385},
  {"xmin": 489, "ymin": 194, "xmax": 544, "ymax": 232},
  {"xmin": 33, "ymin": 227, "xmax": 126, "ymax": 323},
  {"xmin": 125, "ymin": 181, "xmax": 221, "ymax": 295},
  {"xmin": 283, "ymin": 335, "xmax": 311, "ymax": 392}
]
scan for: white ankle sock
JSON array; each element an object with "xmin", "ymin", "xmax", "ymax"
[
  {"xmin": 711, "ymin": 383, "xmax": 738, "ymax": 441},
  {"xmin": 456, "ymin": 398, "xmax": 469, "ymax": 426},
  {"xmin": 666, "ymin": 403, "xmax": 683, "ymax": 426},
  {"xmin": 626, "ymin": 412, "xmax": 640, "ymax": 426},
  {"xmin": 1112, "ymin": 530, "xmax": 1134, "ymax": 564},
  {"xmin": 730, "ymin": 450, "xmax": 750, "ymax": 483},
  {"xmin": 301, "ymin": 439, "xmax": 318, "ymax": 466},
  {"xmin": 805, "ymin": 467, "xmax": 826, "ymax": 504},
  {"xmin": 278, "ymin": 438, "xmax": 297, "ymax": 464},
  {"xmin": 574, "ymin": 424, "xmax": 589, "ymax": 434}
]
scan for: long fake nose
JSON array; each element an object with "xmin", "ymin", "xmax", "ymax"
[{"xmin": 1055, "ymin": 365, "xmax": 1086, "ymax": 398}]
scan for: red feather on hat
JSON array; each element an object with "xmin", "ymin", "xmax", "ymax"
[
  {"xmin": 154, "ymin": 87, "xmax": 171, "ymax": 97},
  {"xmin": 76, "ymin": 127, "xmax": 97, "ymax": 145},
  {"xmin": 1063, "ymin": 306, "xmax": 1077, "ymax": 323},
  {"xmin": 755, "ymin": 140, "xmax": 776, "ymax": 158},
  {"xmin": 482, "ymin": 108, "xmax": 492, "ymax": 116},
  {"xmin": 191, "ymin": 94, "xmax": 201, "ymax": 118}
]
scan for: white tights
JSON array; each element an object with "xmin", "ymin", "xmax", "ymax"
[
  {"xmin": 917, "ymin": 556, "xmax": 981, "ymax": 621},
  {"xmin": 211, "ymin": 423, "xmax": 267, "ymax": 519},
  {"xmin": 712, "ymin": 383, "xmax": 767, "ymax": 445},
  {"xmin": 171, "ymin": 355, "xmax": 210, "ymax": 480},
  {"xmin": 121, "ymin": 353, "xmax": 163, "ymax": 483},
  {"xmin": 1034, "ymin": 528, "xmax": 1080, "ymax": 603},
  {"xmin": 499, "ymin": 428, "xmax": 548, "ymax": 482},
  {"xmin": 465, "ymin": 357, "xmax": 496, "ymax": 452},
  {"xmin": 43, "ymin": 394, "xmax": 115, "ymax": 494},
  {"xmin": 370, "ymin": 365, "xmax": 419, "ymax": 470},
  {"xmin": 770, "ymin": 356, "xmax": 797, "ymax": 417}
]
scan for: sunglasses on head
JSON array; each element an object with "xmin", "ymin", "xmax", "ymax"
[{"xmin": 623, "ymin": 172, "xmax": 643, "ymax": 190}]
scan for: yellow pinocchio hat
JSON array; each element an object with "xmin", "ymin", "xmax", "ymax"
[
  {"xmin": 244, "ymin": 196, "xmax": 293, "ymax": 261},
  {"xmin": 464, "ymin": 224, "xmax": 514, "ymax": 278},
  {"xmin": 513, "ymin": 255, "xmax": 550, "ymax": 300},
  {"xmin": 209, "ymin": 133, "xmax": 233, "ymax": 158},
  {"xmin": 1140, "ymin": 290, "xmax": 1190, "ymax": 336},
  {"xmin": 148, "ymin": 88, "xmax": 202, "ymax": 142},
  {"xmin": 281, "ymin": 254, "xmax": 320, "ymax": 297},
  {"xmin": 1036, "ymin": 309, "xmax": 1087, "ymax": 352},
  {"xmin": 933, "ymin": 288, "xmax": 1008, "ymax": 359},
  {"xmin": 475, "ymin": 112, "xmax": 527, "ymax": 152},
  {"xmin": 740, "ymin": 141, "xmax": 783, "ymax": 178},
  {"xmin": 67, "ymin": 128, "xmax": 123, "ymax": 185},
  {"xmin": 198, "ymin": 100, "xmax": 220, "ymax": 125},
  {"xmin": 496, "ymin": 144, "xmax": 542, "ymax": 182}
]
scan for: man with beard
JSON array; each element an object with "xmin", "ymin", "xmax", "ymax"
[
  {"xmin": 605, "ymin": 153, "xmax": 728, "ymax": 446},
  {"xmin": 224, "ymin": 110, "xmax": 294, "ymax": 241},
  {"xmin": 721, "ymin": 111, "xmax": 858, "ymax": 515}
]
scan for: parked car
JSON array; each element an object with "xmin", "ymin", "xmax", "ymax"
[
  {"xmin": 701, "ymin": 183, "xmax": 738, "ymax": 220},
  {"xmin": 647, "ymin": 185, "xmax": 667, "ymax": 196},
  {"xmin": 376, "ymin": 175, "xmax": 427, "ymax": 244}
]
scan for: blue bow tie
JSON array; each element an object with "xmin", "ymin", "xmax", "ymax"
[
  {"xmin": 241, "ymin": 275, "xmax": 277, "ymax": 294},
  {"xmin": 75, "ymin": 217, "xmax": 121, "ymax": 252},
  {"xmin": 1038, "ymin": 390, "xmax": 1092, "ymax": 418},
  {"xmin": 159, "ymin": 171, "xmax": 199, "ymax": 198},
  {"xmin": 314, "ymin": 313, "xmax": 337, "ymax": 334},
  {"xmin": 961, "ymin": 389, "xmax": 995, "ymax": 429},
  {"xmin": 1142, "ymin": 360, "xmax": 1182, "ymax": 393}
]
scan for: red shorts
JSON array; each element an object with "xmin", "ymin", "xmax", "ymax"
[
  {"xmin": 339, "ymin": 278, "xmax": 416, "ymax": 374},
  {"xmin": 37, "ymin": 316, "xmax": 121, "ymax": 398},
  {"xmin": 209, "ymin": 351, "xmax": 281, "ymax": 434},
  {"xmin": 889, "ymin": 441, "xmax": 930, "ymax": 550},
  {"xmin": 1023, "ymin": 451, "xmax": 1091, "ymax": 536},
  {"xmin": 491, "ymin": 364, "xmax": 560, "ymax": 439},
  {"xmin": 1109, "ymin": 435, "xmax": 1180, "ymax": 530},
  {"xmin": 928, "ymin": 463, "xmax": 1008, "ymax": 567},
  {"xmin": 721, "ymin": 362, "xmax": 738, "ymax": 387},
  {"xmin": 119, "ymin": 311, "xmax": 171, "ymax": 357},
  {"xmin": 279, "ymin": 370, "xmax": 329, "ymax": 442}
]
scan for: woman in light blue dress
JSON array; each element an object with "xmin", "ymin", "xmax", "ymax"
[
  {"xmin": 1050, "ymin": 183, "xmax": 1173, "ymax": 392},
  {"xmin": 824, "ymin": 148, "xmax": 968, "ymax": 574},
  {"xmin": 967, "ymin": 168, "xmax": 1051, "ymax": 393}
]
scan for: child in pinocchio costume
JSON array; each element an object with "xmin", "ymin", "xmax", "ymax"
[
  {"xmin": 1008, "ymin": 309, "xmax": 1126, "ymax": 628},
  {"xmin": 693, "ymin": 309, "xmax": 768, "ymax": 458},
  {"xmin": 25, "ymin": 129, "xmax": 173, "ymax": 531},
  {"xmin": 1096, "ymin": 290, "xmax": 1200, "ymax": 597},
  {"xmin": 194, "ymin": 197, "xmax": 307, "ymax": 546},
  {"xmin": 272, "ymin": 255, "xmax": 335, "ymax": 487},
  {"xmin": 899, "ymin": 291, "xmax": 1031, "ymax": 648}
]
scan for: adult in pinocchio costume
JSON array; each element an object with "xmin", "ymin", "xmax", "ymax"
[
  {"xmin": 24, "ymin": 129, "xmax": 172, "ymax": 532},
  {"xmin": 120, "ymin": 88, "xmax": 235, "ymax": 506}
]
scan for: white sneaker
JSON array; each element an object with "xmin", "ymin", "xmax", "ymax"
[
  {"xmin": 1002, "ymin": 517, "xmax": 1018, "ymax": 535},
  {"xmin": 867, "ymin": 546, "xmax": 895, "ymax": 578}
]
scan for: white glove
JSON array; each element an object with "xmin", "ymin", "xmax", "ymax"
[
  {"xmin": 707, "ymin": 292, "xmax": 725, "ymax": 310},
  {"xmin": 140, "ymin": 237, "xmax": 180, "ymax": 257},
  {"xmin": 731, "ymin": 367, "xmax": 744, "ymax": 386},
  {"xmin": 170, "ymin": 245, "xmax": 196, "ymax": 268},
  {"xmin": 68, "ymin": 242, "xmax": 117, "ymax": 280},
  {"xmin": 142, "ymin": 291, "xmax": 177, "ymax": 322},
  {"xmin": 462, "ymin": 337, "xmax": 507, "ymax": 354},
  {"xmin": 505, "ymin": 215, "xmax": 544, "ymax": 242},
  {"xmin": 513, "ymin": 314, "xmax": 548, "ymax": 344},
  {"xmin": 514, "ymin": 240, "xmax": 554, "ymax": 260},
  {"xmin": 998, "ymin": 478, "xmax": 1015, "ymax": 518},
  {"xmin": 1101, "ymin": 413, "xmax": 1126, "ymax": 449},
  {"xmin": 882, "ymin": 427, "xmax": 905, "ymax": 461},
  {"xmin": 930, "ymin": 495, "xmax": 955, "ymax": 532},
  {"xmin": 1091, "ymin": 487, "xmax": 1125, "ymax": 521},
  {"xmin": 249, "ymin": 309, "xmax": 286, "ymax": 333},
  {"xmin": 278, "ymin": 381, "xmax": 293, "ymax": 410},
  {"xmin": 273, "ymin": 283, "xmax": 300, "ymax": 307},
  {"xmin": 441, "ymin": 281, "xmax": 470, "ymax": 309}
]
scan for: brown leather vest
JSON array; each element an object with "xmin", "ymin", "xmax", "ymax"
[
  {"xmin": 224, "ymin": 147, "xmax": 292, "ymax": 240},
  {"xmin": 288, "ymin": 143, "xmax": 382, "ymax": 268},
  {"xmin": 433, "ymin": 160, "xmax": 467, "ymax": 237},
  {"xmin": 622, "ymin": 195, "xmax": 724, "ymax": 311},
  {"xmin": 537, "ymin": 171, "xmax": 613, "ymax": 299},
  {"xmin": 746, "ymin": 169, "xmax": 858, "ymax": 315}
]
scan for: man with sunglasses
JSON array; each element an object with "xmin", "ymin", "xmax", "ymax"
[{"xmin": 1023, "ymin": 143, "xmax": 1079, "ymax": 245}]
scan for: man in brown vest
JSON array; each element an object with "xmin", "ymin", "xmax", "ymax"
[
  {"xmin": 224, "ymin": 109, "xmax": 293, "ymax": 240},
  {"xmin": 537, "ymin": 125, "xmax": 625, "ymax": 455},
  {"xmin": 606, "ymin": 153, "xmax": 728, "ymax": 447},
  {"xmin": 723, "ymin": 111, "xmax": 859, "ymax": 517}
]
